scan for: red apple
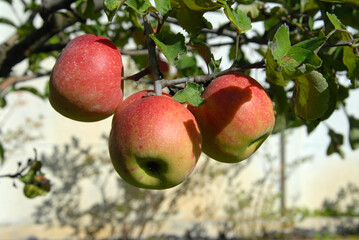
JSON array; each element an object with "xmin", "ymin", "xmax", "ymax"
[
  {"xmin": 109, "ymin": 93, "xmax": 202, "ymax": 189},
  {"xmin": 188, "ymin": 73, "xmax": 275, "ymax": 163},
  {"xmin": 49, "ymin": 34, "xmax": 123, "ymax": 122}
]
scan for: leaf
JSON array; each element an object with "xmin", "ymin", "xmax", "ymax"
[
  {"xmin": 170, "ymin": 0, "xmax": 214, "ymax": 34},
  {"xmin": 190, "ymin": 39, "xmax": 213, "ymax": 64},
  {"xmin": 326, "ymin": 12, "xmax": 346, "ymax": 30},
  {"xmin": 292, "ymin": 71, "xmax": 330, "ymax": 120},
  {"xmin": 343, "ymin": 46, "xmax": 359, "ymax": 88},
  {"xmin": 0, "ymin": 142, "xmax": 4, "ymax": 164},
  {"xmin": 348, "ymin": 115, "xmax": 359, "ymax": 150},
  {"xmin": 269, "ymin": 24, "xmax": 291, "ymax": 61},
  {"xmin": 126, "ymin": 0, "xmax": 152, "ymax": 15},
  {"xmin": 265, "ymin": 25, "xmax": 324, "ymax": 86},
  {"xmin": 81, "ymin": 0, "xmax": 101, "ymax": 19},
  {"xmin": 265, "ymin": 48, "xmax": 288, "ymax": 86},
  {"xmin": 155, "ymin": 0, "xmax": 172, "ymax": 16},
  {"xmin": 173, "ymin": 82, "xmax": 204, "ymax": 106},
  {"xmin": 150, "ymin": 32, "xmax": 187, "ymax": 65},
  {"xmin": 182, "ymin": 0, "xmax": 222, "ymax": 11},
  {"xmin": 293, "ymin": 36, "xmax": 326, "ymax": 52},
  {"xmin": 327, "ymin": 129, "xmax": 344, "ymax": 158},
  {"xmin": 238, "ymin": 1, "xmax": 263, "ymax": 20},
  {"xmin": 104, "ymin": 0, "xmax": 125, "ymax": 22},
  {"xmin": 220, "ymin": 0, "xmax": 252, "ymax": 33}
]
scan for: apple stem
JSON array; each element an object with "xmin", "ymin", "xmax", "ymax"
[{"xmin": 144, "ymin": 16, "xmax": 162, "ymax": 96}]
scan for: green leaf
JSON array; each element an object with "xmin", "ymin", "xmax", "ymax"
[
  {"xmin": 170, "ymin": 0, "xmax": 214, "ymax": 34},
  {"xmin": 126, "ymin": 0, "xmax": 152, "ymax": 15},
  {"xmin": 293, "ymin": 37, "xmax": 326, "ymax": 52},
  {"xmin": 190, "ymin": 38, "xmax": 213, "ymax": 64},
  {"xmin": 104, "ymin": 0, "xmax": 125, "ymax": 22},
  {"xmin": 220, "ymin": 0, "xmax": 252, "ymax": 33},
  {"xmin": 182, "ymin": 0, "xmax": 222, "ymax": 11},
  {"xmin": 0, "ymin": 142, "xmax": 4, "ymax": 164},
  {"xmin": 81, "ymin": 0, "xmax": 101, "ymax": 19},
  {"xmin": 265, "ymin": 48, "xmax": 288, "ymax": 86},
  {"xmin": 292, "ymin": 71, "xmax": 330, "ymax": 120},
  {"xmin": 348, "ymin": 115, "xmax": 359, "ymax": 150},
  {"xmin": 173, "ymin": 82, "xmax": 204, "ymax": 106},
  {"xmin": 326, "ymin": 12, "xmax": 346, "ymax": 30},
  {"xmin": 265, "ymin": 26, "xmax": 324, "ymax": 86},
  {"xmin": 343, "ymin": 46, "xmax": 359, "ymax": 88},
  {"xmin": 327, "ymin": 129, "xmax": 345, "ymax": 158},
  {"xmin": 155, "ymin": 0, "xmax": 172, "ymax": 16},
  {"xmin": 150, "ymin": 32, "xmax": 187, "ymax": 65},
  {"xmin": 270, "ymin": 24, "xmax": 291, "ymax": 61}
]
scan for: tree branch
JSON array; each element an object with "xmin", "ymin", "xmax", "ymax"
[
  {"xmin": 0, "ymin": 11, "xmax": 80, "ymax": 78},
  {"xmin": 144, "ymin": 17, "xmax": 162, "ymax": 96},
  {"xmin": 0, "ymin": 73, "xmax": 50, "ymax": 96},
  {"xmin": 161, "ymin": 61, "xmax": 265, "ymax": 88}
]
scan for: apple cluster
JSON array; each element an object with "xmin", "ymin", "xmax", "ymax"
[{"xmin": 49, "ymin": 34, "xmax": 275, "ymax": 190}]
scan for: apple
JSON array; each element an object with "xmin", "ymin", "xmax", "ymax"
[
  {"xmin": 109, "ymin": 92, "xmax": 202, "ymax": 189},
  {"xmin": 188, "ymin": 73, "xmax": 275, "ymax": 163},
  {"xmin": 49, "ymin": 34, "xmax": 123, "ymax": 122}
]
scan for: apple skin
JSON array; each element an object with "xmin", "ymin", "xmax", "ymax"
[
  {"xmin": 188, "ymin": 73, "xmax": 275, "ymax": 163},
  {"xmin": 109, "ymin": 93, "xmax": 202, "ymax": 189},
  {"xmin": 49, "ymin": 34, "xmax": 123, "ymax": 122}
]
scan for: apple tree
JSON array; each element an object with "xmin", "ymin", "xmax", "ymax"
[{"xmin": 0, "ymin": 0, "xmax": 359, "ymax": 194}]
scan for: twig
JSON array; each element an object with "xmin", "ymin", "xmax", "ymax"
[
  {"xmin": 0, "ymin": 72, "xmax": 50, "ymax": 96},
  {"xmin": 123, "ymin": 67, "xmax": 151, "ymax": 81}
]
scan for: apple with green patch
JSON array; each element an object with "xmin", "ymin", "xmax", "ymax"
[{"xmin": 109, "ymin": 91, "xmax": 202, "ymax": 189}]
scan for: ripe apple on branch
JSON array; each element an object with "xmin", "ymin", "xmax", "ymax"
[{"xmin": 48, "ymin": 32, "xmax": 275, "ymax": 189}]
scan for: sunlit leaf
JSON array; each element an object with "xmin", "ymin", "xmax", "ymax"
[
  {"xmin": 220, "ymin": 0, "xmax": 252, "ymax": 33},
  {"xmin": 326, "ymin": 12, "xmax": 346, "ymax": 30},
  {"xmin": 150, "ymin": 32, "xmax": 187, "ymax": 65},
  {"xmin": 182, "ymin": 0, "xmax": 221, "ymax": 11},
  {"xmin": 173, "ymin": 82, "xmax": 204, "ymax": 106},
  {"xmin": 104, "ymin": 0, "xmax": 125, "ymax": 22},
  {"xmin": 269, "ymin": 24, "xmax": 291, "ymax": 61},
  {"xmin": 154, "ymin": 0, "xmax": 171, "ymax": 16},
  {"xmin": 126, "ymin": 0, "xmax": 152, "ymax": 15}
]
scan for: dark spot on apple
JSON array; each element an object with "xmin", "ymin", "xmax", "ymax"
[{"xmin": 136, "ymin": 157, "xmax": 169, "ymax": 181}]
